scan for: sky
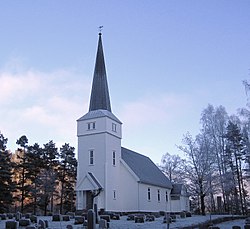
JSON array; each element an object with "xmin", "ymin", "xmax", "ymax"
[{"xmin": 0, "ymin": 1, "xmax": 250, "ymax": 164}]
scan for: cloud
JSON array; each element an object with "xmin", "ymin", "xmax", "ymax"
[{"xmin": 0, "ymin": 64, "xmax": 91, "ymax": 152}]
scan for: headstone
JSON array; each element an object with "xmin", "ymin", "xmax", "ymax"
[
  {"xmin": 1, "ymin": 214, "xmax": 7, "ymax": 220},
  {"xmin": 180, "ymin": 211, "xmax": 186, "ymax": 218},
  {"xmin": 18, "ymin": 219, "xmax": 31, "ymax": 227},
  {"xmin": 62, "ymin": 215, "xmax": 70, "ymax": 221},
  {"xmin": 99, "ymin": 219, "xmax": 107, "ymax": 229},
  {"xmin": 135, "ymin": 215, "xmax": 145, "ymax": 223},
  {"xmin": 87, "ymin": 209, "xmax": 96, "ymax": 229},
  {"xmin": 74, "ymin": 216, "xmax": 85, "ymax": 224},
  {"xmin": 100, "ymin": 215, "xmax": 110, "ymax": 222},
  {"xmin": 30, "ymin": 215, "xmax": 37, "ymax": 223},
  {"xmin": 112, "ymin": 214, "xmax": 120, "ymax": 220},
  {"xmin": 6, "ymin": 213, "xmax": 13, "ymax": 219},
  {"xmin": 38, "ymin": 219, "xmax": 46, "ymax": 229},
  {"xmin": 44, "ymin": 219, "xmax": 49, "ymax": 228},
  {"xmin": 5, "ymin": 221, "xmax": 17, "ymax": 229},
  {"xmin": 52, "ymin": 214, "xmax": 61, "ymax": 221},
  {"xmin": 146, "ymin": 215, "xmax": 155, "ymax": 221}
]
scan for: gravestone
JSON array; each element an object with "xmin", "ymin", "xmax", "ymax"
[
  {"xmin": 74, "ymin": 216, "xmax": 85, "ymax": 224},
  {"xmin": 19, "ymin": 219, "xmax": 31, "ymax": 227},
  {"xmin": 87, "ymin": 209, "xmax": 96, "ymax": 229},
  {"xmin": 30, "ymin": 215, "xmax": 37, "ymax": 223},
  {"xmin": 99, "ymin": 219, "xmax": 107, "ymax": 229},
  {"xmin": 38, "ymin": 219, "xmax": 46, "ymax": 229},
  {"xmin": 52, "ymin": 214, "xmax": 61, "ymax": 221},
  {"xmin": 5, "ymin": 221, "xmax": 17, "ymax": 229},
  {"xmin": 62, "ymin": 215, "xmax": 70, "ymax": 221}
]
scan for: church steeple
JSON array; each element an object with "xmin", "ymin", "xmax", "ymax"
[{"xmin": 89, "ymin": 33, "xmax": 112, "ymax": 112}]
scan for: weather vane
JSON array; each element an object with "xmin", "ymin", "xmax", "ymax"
[{"xmin": 99, "ymin": 26, "xmax": 103, "ymax": 33}]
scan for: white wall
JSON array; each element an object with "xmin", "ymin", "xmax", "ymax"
[
  {"xmin": 119, "ymin": 160, "xmax": 139, "ymax": 212},
  {"xmin": 76, "ymin": 114, "xmax": 122, "ymax": 211},
  {"xmin": 138, "ymin": 183, "xmax": 171, "ymax": 212}
]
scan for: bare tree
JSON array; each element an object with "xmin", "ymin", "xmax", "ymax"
[{"xmin": 160, "ymin": 152, "xmax": 186, "ymax": 183}]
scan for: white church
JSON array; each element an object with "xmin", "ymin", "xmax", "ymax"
[{"xmin": 76, "ymin": 33, "xmax": 189, "ymax": 213}]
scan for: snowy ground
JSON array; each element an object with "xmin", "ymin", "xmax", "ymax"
[{"xmin": 0, "ymin": 214, "xmax": 246, "ymax": 228}]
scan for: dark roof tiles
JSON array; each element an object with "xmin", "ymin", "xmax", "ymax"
[
  {"xmin": 78, "ymin": 109, "xmax": 122, "ymax": 124},
  {"xmin": 89, "ymin": 33, "xmax": 111, "ymax": 112},
  {"xmin": 121, "ymin": 147, "xmax": 172, "ymax": 189}
]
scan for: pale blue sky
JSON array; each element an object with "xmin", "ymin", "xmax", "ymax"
[{"xmin": 0, "ymin": 1, "xmax": 249, "ymax": 163}]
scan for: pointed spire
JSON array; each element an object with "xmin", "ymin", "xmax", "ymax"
[{"xmin": 89, "ymin": 33, "xmax": 112, "ymax": 112}]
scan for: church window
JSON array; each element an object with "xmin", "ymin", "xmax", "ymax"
[
  {"xmin": 113, "ymin": 190, "xmax": 116, "ymax": 199},
  {"xmin": 89, "ymin": 150, "xmax": 94, "ymax": 165},
  {"xmin": 112, "ymin": 151, "xmax": 116, "ymax": 166},
  {"xmin": 87, "ymin": 122, "xmax": 96, "ymax": 130},
  {"xmin": 157, "ymin": 189, "xmax": 161, "ymax": 202},
  {"xmin": 166, "ymin": 191, "xmax": 168, "ymax": 202},
  {"xmin": 147, "ymin": 188, "xmax": 151, "ymax": 201},
  {"xmin": 112, "ymin": 123, "xmax": 117, "ymax": 132}
]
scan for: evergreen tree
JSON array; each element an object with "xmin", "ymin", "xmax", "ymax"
[
  {"xmin": 26, "ymin": 143, "xmax": 44, "ymax": 214},
  {"xmin": 15, "ymin": 135, "xmax": 29, "ymax": 213},
  {"xmin": 0, "ymin": 133, "xmax": 15, "ymax": 213},
  {"xmin": 58, "ymin": 143, "xmax": 77, "ymax": 213},
  {"xmin": 39, "ymin": 140, "xmax": 58, "ymax": 215},
  {"xmin": 225, "ymin": 121, "xmax": 246, "ymax": 214}
]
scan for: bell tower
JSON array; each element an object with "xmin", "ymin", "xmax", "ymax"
[{"xmin": 76, "ymin": 33, "xmax": 122, "ymax": 211}]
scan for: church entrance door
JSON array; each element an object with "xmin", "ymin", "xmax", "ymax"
[{"xmin": 86, "ymin": 191, "xmax": 93, "ymax": 210}]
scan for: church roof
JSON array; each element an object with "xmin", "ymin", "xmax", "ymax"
[
  {"xmin": 77, "ymin": 109, "xmax": 122, "ymax": 124},
  {"xmin": 88, "ymin": 172, "xmax": 103, "ymax": 189},
  {"xmin": 171, "ymin": 183, "xmax": 189, "ymax": 197},
  {"xmin": 121, "ymin": 147, "xmax": 172, "ymax": 189},
  {"xmin": 89, "ymin": 33, "xmax": 112, "ymax": 112},
  {"xmin": 171, "ymin": 184, "xmax": 183, "ymax": 195}
]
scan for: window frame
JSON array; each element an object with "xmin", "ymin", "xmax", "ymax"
[
  {"xmin": 166, "ymin": 191, "xmax": 168, "ymax": 202},
  {"xmin": 147, "ymin": 188, "xmax": 151, "ymax": 201},
  {"xmin": 157, "ymin": 189, "xmax": 161, "ymax": 202},
  {"xmin": 112, "ymin": 151, "xmax": 116, "ymax": 166},
  {"xmin": 112, "ymin": 123, "xmax": 117, "ymax": 132},
  {"xmin": 87, "ymin": 122, "xmax": 96, "ymax": 130},
  {"xmin": 89, "ymin": 150, "xmax": 94, "ymax": 165}
]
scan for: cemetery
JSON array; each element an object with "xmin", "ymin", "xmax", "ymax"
[{"xmin": 0, "ymin": 210, "xmax": 249, "ymax": 229}]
